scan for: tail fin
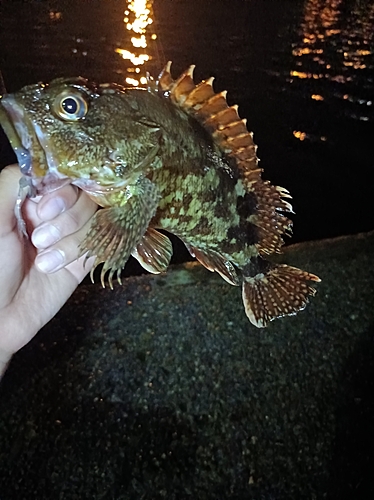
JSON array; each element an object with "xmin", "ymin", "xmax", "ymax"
[{"xmin": 242, "ymin": 264, "xmax": 320, "ymax": 328}]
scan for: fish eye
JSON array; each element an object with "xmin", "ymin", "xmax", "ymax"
[{"xmin": 53, "ymin": 91, "xmax": 88, "ymax": 121}]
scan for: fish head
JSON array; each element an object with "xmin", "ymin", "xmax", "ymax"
[{"xmin": 0, "ymin": 78, "xmax": 162, "ymax": 195}]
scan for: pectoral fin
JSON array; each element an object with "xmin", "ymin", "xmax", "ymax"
[{"xmin": 81, "ymin": 178, "xmax": 159, "ymax": 288}]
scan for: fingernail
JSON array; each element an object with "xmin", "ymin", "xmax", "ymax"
[
  {"xmin": 39, "ymin": 197, "xmax": 66, "ymax": 220},
  {"xmin": 32, "ymin": 224, "xmax": 61, "ymax": 248},
  {"xmin": 36, "ymin": 249, "xmax": 65, "ymax": 273}
]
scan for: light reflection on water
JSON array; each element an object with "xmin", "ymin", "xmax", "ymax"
[
  {"xmin": 285, "ymin": 0, "xmax": 374, "ymax": 142},
  {"xmin": 0, "ymin": 0, "xmax": 373, "ymax": 241},
  {"xmin": 0, "ymin": 0, "xmax": 163, "ymax": 90},
  {"xmin": 115, "ymin": 0, "xmax": 157, "ymax": 86}
]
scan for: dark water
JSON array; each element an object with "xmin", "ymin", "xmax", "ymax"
[{"xmin": 0, "ymin": 0, "xmax": 373, "ymax": 245}]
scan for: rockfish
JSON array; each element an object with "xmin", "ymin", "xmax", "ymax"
[{"xmin": 0, "ymin": 62, "xmax": 320, "ymax": 327}]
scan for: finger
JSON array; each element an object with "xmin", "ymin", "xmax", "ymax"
[
  {"xmin": 37, "ymin": 184, "xmax": 78, "ymax": 221},
  {"xmin": 34, "ymin": 218, "xmax": 94, "ymax": 274},
  {"xmin": 23, "ymin": 183, "xmax": 86, "ymax": 229},
  {"xmin": 31, "ymin": 190, "xmax": 97, "ymax": 250},
  {"xmin": 0, "ymin": 165, "xmax": 21, "ymax": 237}
]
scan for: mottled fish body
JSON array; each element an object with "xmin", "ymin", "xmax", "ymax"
[{"xmin": 0, "ymin": 63, "xmax": 320, "ymax": 327}]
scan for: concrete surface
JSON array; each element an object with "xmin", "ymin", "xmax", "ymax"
[{"xmin": 0, "ymin": 232, "xmax": 373, "ymax": 499}]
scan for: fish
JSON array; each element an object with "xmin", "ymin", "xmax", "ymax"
[{"xmin": 0, "ymin": 62, "xmax": 320, "ymax": 327}]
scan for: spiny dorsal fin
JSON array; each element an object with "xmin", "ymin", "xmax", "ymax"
[
  {"xmin": 157, "ymin": 62, "xmax": 295, "ymax": 254},
  {"xmin": 157, "ymin": 61, "xmax": 258, "ymax": 173}
]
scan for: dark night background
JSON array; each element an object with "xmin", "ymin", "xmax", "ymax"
[
  {"xmin": 1, "ymin": 2, "xmax": 374, "ymax": 500},
  {"xmin": 0, "ymin": 0, "xmax": 373, "ymax": 251}
]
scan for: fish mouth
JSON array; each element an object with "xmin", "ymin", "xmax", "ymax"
[
  {"xmin": 0, "ymin": 95, "xmax": 70, "ymax": 193},
  {"xmin": 1, "ymin": 93, "xmax": 131, "ymax": 198}
]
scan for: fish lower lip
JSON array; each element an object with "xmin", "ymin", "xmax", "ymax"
[{"xmin": 0, "ymin": 97, "xmax": 33, "ymax": 175}]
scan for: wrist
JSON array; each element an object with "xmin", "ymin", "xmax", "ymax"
[{"xmin": 0, "ymin": 349, "xmax": 13, "ymax": 379}]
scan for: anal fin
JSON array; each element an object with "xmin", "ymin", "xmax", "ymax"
[
  {"xmin": 242, "ymin": 263, "xmax": 320, "ymax": 328},
  {"xmin": 131, "ymin": 228, "xmax": 173, "ymax": 274},
  {"xmin": 187, "ymin": 245, "xmax": 240, "ymax": 286}
]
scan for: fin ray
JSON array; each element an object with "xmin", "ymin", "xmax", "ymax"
[
  {"xmin": 155, "ymin": 63, "xmax": 320, "ymax": 325},
  {"xmin": 187, "ymin": 245, "xmax": 240, "ymax": 286},
  {"xmin": 157, "ymin": 62, "xmax": 294, "ymax": 258},
  {"xmin": 157, "ymin": 61, "xmax": 259, "ymax": 172},
  {"xmin": 248, "ymin": 181, "xmax": 294, "ymax": 255},
  {"xmin": 242, "ymin": 263, "xmax": 320, "ymax": 328},
  {"xmin": 132, "ymin": 228, "xmax": 173, "ymax": 274},
  {"xmin": 81, "ymin": 178, "xmax": 159, "ymax": 288}
]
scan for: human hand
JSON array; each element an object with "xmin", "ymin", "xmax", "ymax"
[{"xmin": 0, "ymin": 165, "xmax": 98, "ymax": 376}]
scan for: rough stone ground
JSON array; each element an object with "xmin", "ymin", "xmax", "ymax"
[{"xmin": 0, "ymin": 232, "xmax": 373, "ymax": 500}]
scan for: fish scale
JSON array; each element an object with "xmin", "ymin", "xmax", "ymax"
[{"xmin": 0, "ymin": 62, "xmax": 320, "ymax": 327}]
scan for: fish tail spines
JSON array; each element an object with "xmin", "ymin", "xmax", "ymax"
[{"xmin": 242, "ymin": 262, "xmax": 321, "ymax": 328}]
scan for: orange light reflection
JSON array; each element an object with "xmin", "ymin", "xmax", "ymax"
[
  {"xmin": 290, "ymin": 0, "xmax": 374, "ymax": 94},
  {"xmin": 116, "ymin": 0, "xmax": 157, "ymax": 86}
]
